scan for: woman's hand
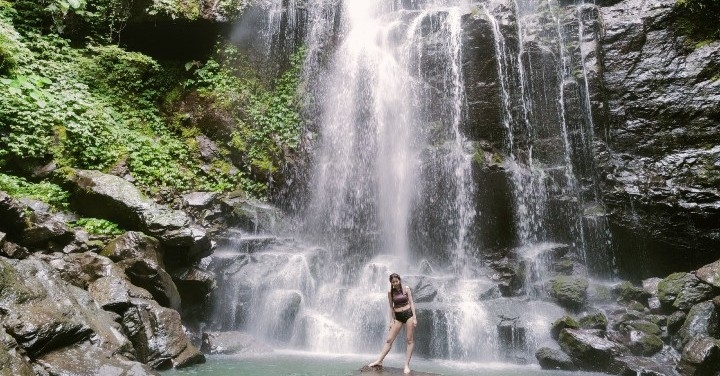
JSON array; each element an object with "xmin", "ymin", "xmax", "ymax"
[{"xmin": 412, "ymin": 318, "xmax": 418, "ymax": 327}]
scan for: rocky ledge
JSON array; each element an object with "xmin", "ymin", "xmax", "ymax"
[
  {"xmin": 536, "ymin": 259, "xmax": 720, "ymax": 375},
  {"xmin": 0, "ymin": 168, "xmax": 277, "ymax": 373}
]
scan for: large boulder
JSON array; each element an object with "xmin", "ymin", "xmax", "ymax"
[
  {"xmin": 535, "ymin": 347, "xmax": 576, "ymax": 371},
  {"xmin": 88, "ymin": 276, "xmax": 155, "ymax": 313},
  {"xmin": 101, "ymin": 232, "xmax": 181, "ymax": 310},
  {"xmin": 676, "ymin": 336, "xmax": 720, "ymax": 376},
  {"xmin": 696, "ymin": 258, "xmax": 720, "ymax": 289},
  {"xmin": 547, "ymin": 276, "xmax": 589, "ymax": 310},
  {"xmin": 558, "ymin": 328, "xmax": 625, "ymax": 372},
  {"xmin": 674, "ymin": 301, "xmax": 720, "ymax": 350},
  {"xmin": 0, "ymin": 256, "xmax": 155, "ymax": 372},
  {"xmin": 657, "ymin": 272, "xmax": 715, "ymax": 311},
  {"xmin": 121, "ymin": 298, "xmax": 205, "ymax": 369},
  {"xmin": 66, "ymin": 170, "xmax": 211, "ymax": 263},
  {"xmin": 0, "ymin": 191, "xmax": 74, "ymax": 252},
  {"xmin": 41, "ymin": 252, "xmax": 115, "ymax": 289},
  {"xmin": 34, "ymin": 341, "xmax": 158, "ymax": 376},
  {"xmin": 0, "ymin": 257, "xmax": 93, "ymax": 358},
  {"xmin": 0, "ymin": 327, "xmax": 34, "ymax": 376}
]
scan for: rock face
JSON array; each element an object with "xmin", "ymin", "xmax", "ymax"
[
  {"xmin": 594, "ymin": 0, "xmax": 720, "ymax": 276},
  {"xmin": 67, "ymin": 169, "xmax": 212, "ymax": 264}
]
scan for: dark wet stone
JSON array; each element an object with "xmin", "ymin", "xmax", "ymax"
[
  {"xmin": 558, "ymin": 328, "xmax": 625, "ymax": 372},
  {"xmin": 674, "ymin": 301, "xmax": 720, "ymax": 350},
  {"xmin": 34, "ymin": 341, "xmax": 158, "ymax": 376},
  {"xmin": 200, "ymin": 331, "xmax": 273, "ymax": 355},
  {"xmin": 0, "ymin": 326, "xmax": 34, "ymax": 376},
  {"xmin": 535, "ymin": 347, "xmax": 577, "ymax": 370},
  {"xmin": 696, "ymin": 259, "xmax": 720, "ymax": 289},
  {"xmin": 614, "ymin": 281, "xmax": 652, "ymax": 303},
  {"xmin": 657, "ymin": 273, "xmax": 714, "ymax": 311},
  {"xmin": 668, "ymin": 311, "xmax": 688, "ymax": 335},
  {"xmin": 677, "ymin": 336, "xmax": 720, "ymax": 376},
  {"xmin": 579, "ymin": 312, "xmax": 608, "ymax": 332},
  {"xmin": 546, "ymin": 276, "xmax": 589, "ymax": 310},
  {"xmin": 615, "ymin": 355, "xmax": 680, "ymax": 376},
  {"xmin": 103, "ymin": 232, "xmax": 164, "ymax": 267},
  {"xmin": 551, "ymin": 315, "xmax": 580, "ymax": 340}
]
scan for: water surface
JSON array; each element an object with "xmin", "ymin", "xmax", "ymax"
[{"xmin": 163, "ymin": 351, "xmax": 605, "ymax": 376}]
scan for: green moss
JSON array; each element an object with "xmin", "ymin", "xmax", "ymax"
[{"xmin": 673, "ymin": 0, "xmax": 720, "ymax": 45}]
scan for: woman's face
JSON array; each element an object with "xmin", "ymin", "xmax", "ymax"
[{"xmin": 390, "ymin": 277, "xmax": 401, "ymax": 289}]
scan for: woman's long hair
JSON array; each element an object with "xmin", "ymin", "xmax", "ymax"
[{"xmin": 389, "ymin": 273, "xmax": 403, "ymax": 294}]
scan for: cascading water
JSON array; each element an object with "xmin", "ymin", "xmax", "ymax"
[{"xmin": 209, "ymin": 0, "xmax": 615, "ymax": 365}]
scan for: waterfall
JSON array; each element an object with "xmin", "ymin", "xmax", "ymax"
[{"xmin": 208, "ymin": 0, "xmax": 614, "ymax": 364}]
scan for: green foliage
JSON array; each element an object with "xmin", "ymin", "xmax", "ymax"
[
  {"xmin": 674, "ymin": 0, "xmax": 720, "ymax": 44},
  {"xmin": 147, "ymin": 0, "xmax": 201, "ymax": 20},
  {"xmin": 80, "ymin": 45, "xmax": 163, "ymax": 101},
  {"xmin": 69, "ymin": 217, "xmax": 123, "ymax": 235},
  {"xmin": 0, "ymin": 172, "xmax": 69, "ymax": 209},
  {"xmin": 1, "ymin": 1, "xmax": 301, "ymax": 201},
  {"xmin": 0, "ymin": 11, "xmax": 29, "ymax": 75},
  {"xmin": 185, "ymin": 44, "xmax": 305, "ymax": 194}
]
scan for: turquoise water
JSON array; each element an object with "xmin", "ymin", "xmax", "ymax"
[{"xmin": 162, "ymin": 351, "xmax": 605, "ymax": 376}]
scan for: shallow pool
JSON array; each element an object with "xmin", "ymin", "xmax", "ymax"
[{"xmin": 161, "ymin": 351, "xmax": 606, "ymax": 376}]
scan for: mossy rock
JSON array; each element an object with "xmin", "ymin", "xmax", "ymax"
[
  {"xmin": 551, "ymin": 315, "xmax": 580, "ymax": 339},
  {"xmin": 629, "ymin": 332, "xmax": 664, "ymax": 356},
  {"xmin": 579, "ymin": 312, "xmax": 608, "ymax": 331},
  {"xmin": 613, "ymin": 281, "xmax": 651, "ymax": 303},
  {"xmin": 623, "ymin": 320, "xmax": 662, "ymax": 336},
  {"xmin": 547, "ymin": 276, "xmax": 589, "ymax": 310}
]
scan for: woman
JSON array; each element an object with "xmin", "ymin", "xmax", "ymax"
[{"xmin": 368, "ymin": 273, "xmax": 418, "ymax": 374}]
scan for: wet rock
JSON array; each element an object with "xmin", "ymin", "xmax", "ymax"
[
  {"xmin": 558, "ymin": 328, "xmax": 625, "ymax": 372},
  {"xmin": 597, "ymin": 0, "xmax": 720, "ymax": 274},
  {"xmin": 579, "ymin": 312, "xmax": 608, "ymax": 332},
  {"xmin": 66, "ymin": 169, "xmax": 211, "ymax": 263},
  {"xmin": 497, "ymin": 316, "xmax": 527, "ymax": 351},
  {"xmin": 696, "ymin": 259, "xmax": 720, "ymax": 289},
  {"xmin": 118, "ymin": 258, "xmax": 181, "ymax": 311},
  {"xmin": 621, "ymin": 320, "xmax": 662, "ymax": 336},
  {"xmin": 0, "ymin": 257, "xmax": 93, "ymax": 358},
  {"xmin": 0, "ymin": 191, "xmax": 30, "ymax": 236},
  {"xmin": 103, "ymin": 232, "xmax": 164, "ymax": 267},
  {"xmin": 535, "ymin": 347, "xmax": 577, "ymax": 370},
  {"xmin": 643, "ymin": 277, "xmax": 663, "ymax": 296},
  {"xmin": 551, "ymin": 315, "xmax": 580, "ymax": 340},
  {"xmin": 674, "ymin": 301, "xmax": 720, "ymax": 350},
  {"xmin": 182, "ymin": 192, "xmax": 218, "ymax": 210},
  {"xmin": 121, "ymin": 298, "xmax": 204, "ymax": 369},
  {"xmin": 668, "ymin": 311, "xmax": 688, "ymax": 335},
  {"xmin": 411, "ymin": 276, "xmax": 438, "ymax": 303},
  {"xmin": 657, "ymin": 272, "xmax": 715, "ymax": 311},
  {"xmin": 88, "ymin": 276, "xmax": 155, "ymax": 313},
  {"xmin": 627, "ymin": 331, "xmax": 664, "ymax": 356},
  {"xmin": 200, "ymin": 331, "xmax": 273, "ymax": 354},
  {"xmin": 42, "ymin": 252, "xmax": 114, "ymax": 289},
  {"xmin": 0, "ymin": 326, "xmax": 34, "ymax": 376},
  {"xmin": 0, "ymin": 241, "xmax": 30, "ymax": 260},
  {"xmin": 171, "ymin": 266, "xmax": 215, "ymax": 315},
  {"xmin": 615, "ymin": 355, "xmax": 680, "ymax": 376},
  {"xmin": 676, "ymin": 336, "xmax": 720, "ymax": 376},
  {"xmin": 34, "ymin": 341, "xmax": 158, "ymax": 376},
  {"xmin": 546, "ymin": 276, "xmax": 589, "ymax": 310},
  {"xmin": 614, "ymin": 281, "xmax": 652, "ymax": 303},
  {"xmin": 219, "ymin": 196, "xmax": 280, "ymax": 233}
]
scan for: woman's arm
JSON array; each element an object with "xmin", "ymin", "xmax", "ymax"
[
  {"xmin": 387, "ymin": 292, "xmax": 394, "ymax": 326},
  {"xmin": 406, "ymin": 286, "xmax": 418, "ymax": 327}
]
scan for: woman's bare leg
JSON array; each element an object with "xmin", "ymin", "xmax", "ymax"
[
  {"xmin": 368, "ymin": 320, "xmax": 403, "ymax": 367},
  {"xmin": 403, "ymin": 321, "xmax": 415, "ymax": 373}
]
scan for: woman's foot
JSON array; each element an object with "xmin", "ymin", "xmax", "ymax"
[
  {"xmin": 404, "ymin": 365, "xmax": 411, "ymax": 374},
  {"xmin": 368, "ymin": 361, "xmax": 382, "ymax": 368}
]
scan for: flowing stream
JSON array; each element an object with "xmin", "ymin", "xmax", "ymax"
[{"xmin": 209, "ymin": 0, "xmax": 616, "ymax": 366}]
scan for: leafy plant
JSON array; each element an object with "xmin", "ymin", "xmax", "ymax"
[
  {"xmin": 70, "ymin": 217, "xmax": 123, "ymax": 235},
  {"xmin": 0, "ymin": 172, "xmax": 69, "ymax": 209}
]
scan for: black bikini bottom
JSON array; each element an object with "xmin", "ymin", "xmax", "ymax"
[{"xmin": 394, "ymin": 309, "xmax": 413, "ymax": 324}]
